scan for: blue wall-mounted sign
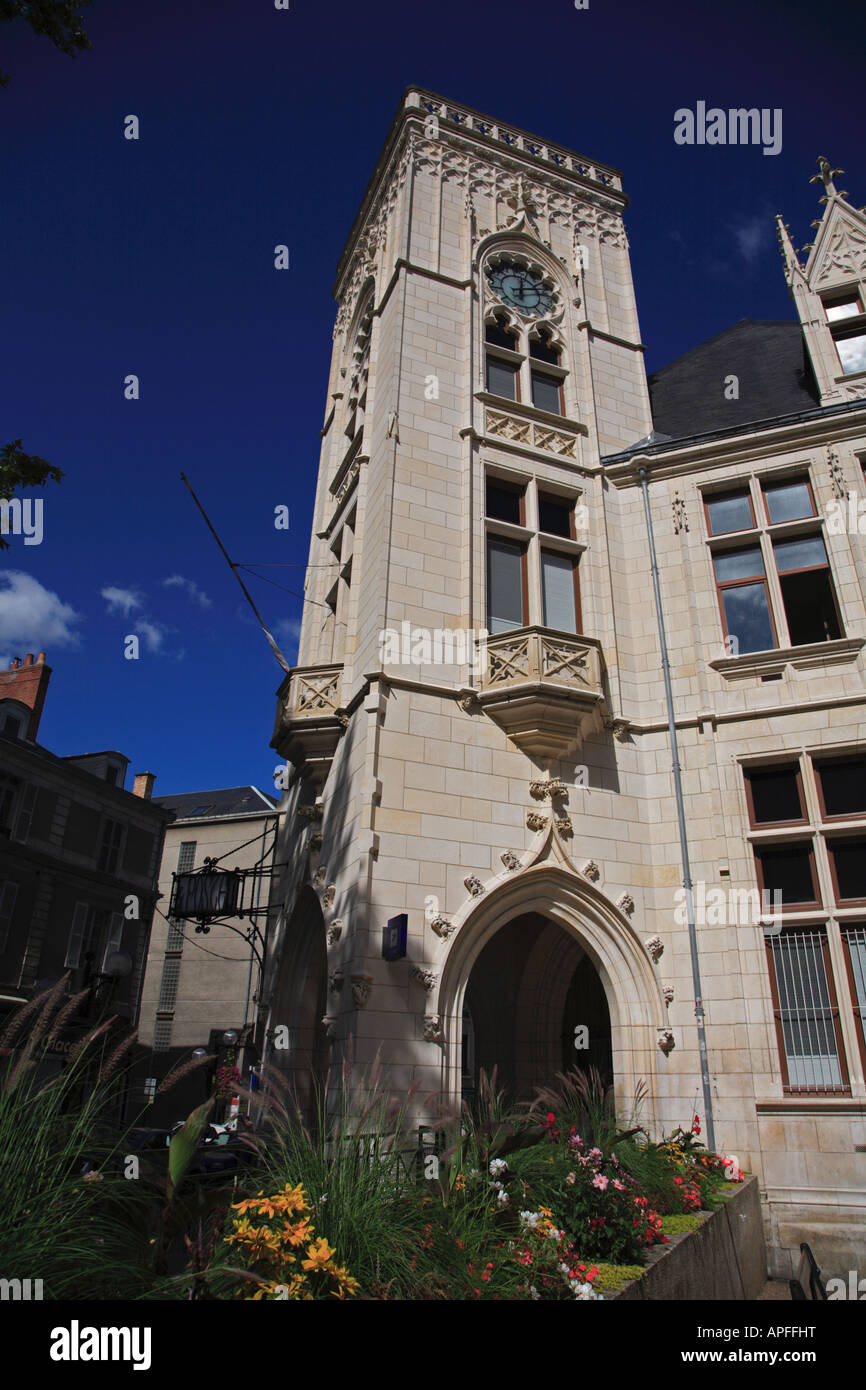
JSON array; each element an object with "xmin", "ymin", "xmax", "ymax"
[{"xmin": 382, "ymin": 913, "xmax": 408, "ymax": 960}]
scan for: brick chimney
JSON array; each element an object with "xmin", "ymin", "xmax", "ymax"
[
  {"xmin": 133, "ymin": 771, "xmax": 156, "ymax": 800},
  {"xmin": 0, "ymin": 652, "xmax": 51, "ymax": 740}
]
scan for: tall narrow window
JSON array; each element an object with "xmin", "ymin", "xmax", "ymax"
[
  {"xmin": 766, "ymin": 930, "xmax": 847, "ymax": 1092},
  {"xmin": 0, "ymin": 881, "xmax": 19, "ymax": 954},
  {"xmin": 486, "ymin": 358, "xmax": 519, "ymax": 401},
  {"xmin": 487, "ymin": 538, "xmax": 526, "ymax": 633},
  {"xmin": 529, "ymin": 331, "xmax": 564, "ymax": 415},
  {"xmin": 97, "ymin": 818, "xmax": 124, "ymax": 874},
  {"xmin": 541, "ymin": 550, "xmax": 579, "ymax": 633},
  {"xmin": 712, "ymin": 546, "xmax": 775, "ymax": 653},
  {"xmin": 841, "ymin": 925, "xmax": 866, "ymax": 1071},
  {"xmin": 65, "ymin": 902, "xmax": 92, "ymax": 970}
]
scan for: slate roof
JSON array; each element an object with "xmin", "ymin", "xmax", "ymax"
[
  {"xmin": 154, "ymin": 787, "xmax": 279, "ymax": 820},
  {"xmin": 647, "ymin": 319, "xmax": 820, "ymax": 443}
]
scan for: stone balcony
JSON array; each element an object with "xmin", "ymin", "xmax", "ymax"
[
  {"xmin": 272, "ymin": 664, "xmax": 346, "ymax": 786},
  {"xmin": 475, "ymin": 627, "xmax": 604, "ymax": 761}
]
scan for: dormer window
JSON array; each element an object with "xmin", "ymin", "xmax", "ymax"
[{"xmin": 821, "ymin": 290, "xmax": 866, "ymax": 376}]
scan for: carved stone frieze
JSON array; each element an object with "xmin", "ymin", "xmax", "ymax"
[
  {"xmin": 464, "ymin": 875, "xmax": 485, "ymax": 898},
  {"xmin": 430, "ymin": 914, "xmax": 454, "ymax": 939}
]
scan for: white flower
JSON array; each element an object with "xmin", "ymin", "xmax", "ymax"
[
  {"xmin": 496, "ymin": 1189, "xmax": 509, "ymax": 1207},
  {"xmin": 489, "ymin": 1158, "xmax": 508, "ymax": 1178},
  {"xmin": 529, "ymin": 1285, "xmax": 540, "ymax": 1300},
  {"xmin": 519, "ymin": 1210, "xmax": 540, "ymax": 1229}
]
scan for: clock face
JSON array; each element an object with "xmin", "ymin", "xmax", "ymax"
[{"xmin": 487, "ymin": 262, "xmax": 555, "ymax": 317}]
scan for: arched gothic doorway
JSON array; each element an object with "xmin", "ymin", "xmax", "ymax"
[{"xmin": 460, "ymin": 912, "xmax": 612, "ymax": 1106}]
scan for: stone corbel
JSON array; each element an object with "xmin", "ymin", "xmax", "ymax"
[
  {"xmin": 657, "ymin": 1029, "xmax": 675, "ymax": 1056},
  {"xmin": 555, "ymin": 816, "xmax": 573, "ymax": 837},
  {"xmin": 298, "ymin": 804, "xmax": 323, "ymax": 823},
  {"xmin": 411, "ymin": 966, "xmax": 437, "ymax": 992},
  {"xmin": 645, "ymin": 936, "xmax": 664, "ymax": 964},
  {"xmin": 464, "ymin": 875, "xmax": 485, "ymax": 898},
  {"xmin": 430, "ymin": 914, "xmax": 454, "ymax": 939},
  {"xmin": 424, "ymin": 1015, "xmax": 445, "ymax": 1043},
  {"xmin": 617, "ymin": 893, "xmax": 635, "ymax": 917},
  {"xmin": 328, "ymin": 969, "xmax": 344, "ymax": 993},
  {"xmin": 662, "ymin": 985, "xmax": 674, "ymax": 1008},
  {"xmin": 526, "ymin": 812, "xmax": 548, "ymax": 832},
  {"xmin": 327, "ymin": 919, "xmax": 343, "ymax": 946},
  {"xmin": 581, "ymin": 860, "xmax": 600, "ymax": 881},
  {"xmin": 500, "ymin": 851, "xmax": 521, "ymax": 871},
  {"xmin": 322, "ymin": 884, "xmax": 336, "ymax": 908},
  {"xmin": 314, "ymin": 865, "xmax": 327, "ymax": 885},
  {"xmin": 350, "ymin": 973, "xmax": 373, "ymax": 1007}
]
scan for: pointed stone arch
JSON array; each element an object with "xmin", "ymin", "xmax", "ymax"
[
  {"xmin": 434, "ymin": 860, "xmax": 665, "ymax": 1129},
  {"xmin": 267, "ymin": 883, "xmax": 329, "ymax": 1123}
]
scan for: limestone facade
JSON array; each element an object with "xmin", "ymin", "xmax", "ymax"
[{"xmin": 266, "ymin": 90, "xmax": 866, "ymax": 1278}]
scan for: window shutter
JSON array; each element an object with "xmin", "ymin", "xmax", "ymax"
[
  {"xmin": 65, "ymin": 902, "xmax": 92, "ymax": 969},
  {"xmin": 0, "ymin": 881, "xmax": 19, "ymax": 954},
  {"xmin": 12, "ymin": 784, "xmax": 38, "ymax": 843},
  {"xmin": 541, "ymin": 551, "xmax": 576, "ymax": 632},
  {"xmin": 101, "ymin": 911, "xmax": 124, "ymax": 972}
]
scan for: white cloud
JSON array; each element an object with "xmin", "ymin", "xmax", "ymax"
[
  {"xmin": 101, "ymin": 586, "xmax": 143, "ymax": 617},
  {"xmin": 274, "ymin": 617, "xmax": 302, "ymax": 645},
  {"xmin": 0, "ymin": 571, "xmax": 81, "ymax": 649},
  {"xmin": 731, "ymin": 215, "xmax": 770, "ymax": 265},
  {"xmin": 162, "ymin": 574, "xmax": 212, "ymax": 609},
  {"xmin": 136, "ymin": 619, "xmax": 167, "ymax": 654}
]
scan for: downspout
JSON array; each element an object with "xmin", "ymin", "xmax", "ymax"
[{"xmin": 639, "ymin": 466, "xmax": 716, "ymax": 1152}]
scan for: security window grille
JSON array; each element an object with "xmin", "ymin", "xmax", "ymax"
[
  {"xmin": 841, "ymin": 926, "xmax": 866, "ymax": 1071},
  {"xmin": 157, "ymin": 959, "xmax": 181, "ymax": 1012},
  {"xmin": 152, "ymin": 1019, "xmax": 173, "ymax": 1052},
  {"xmin": 766, "ymin": 930, "xmax": 848, "ymax": 1093},
  {"xmin": 0, "ymin": 881, "xmax": 19, "ymax": 954},
  {"xmin": 177, "ymin": 841, "xmax": 197, "ymax": 873},
  {"xmin": 166, "ymin": 919, "xmax": 185, "ymax": 951}
]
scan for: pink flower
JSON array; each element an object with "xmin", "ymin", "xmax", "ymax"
[
  {"xmin": 565, "ymin": 1172, "xmax": 576, "ymax": 1186},
  {"xmin": 592, "ymin": 1174, "xmax": 608, "ymax": 1192}
]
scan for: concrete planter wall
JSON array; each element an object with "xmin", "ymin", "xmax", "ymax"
[{"xmin": 613, "ymin": 1177, "xmax": 766, "ymax": 1300}]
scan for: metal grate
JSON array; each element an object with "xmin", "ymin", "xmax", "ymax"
[
  {"xmin": 767, "ymin": 930, "xmax": 844, "ymax": 1090},
  {"xmin": 165, "ymin": 918, "xmax": 185, "ymax": 951},
  {"xmin": 176, "ymin": 841, "xmax": 196, "ymax": 874},
  {"xmin": 152, "ymin": 1019, "xmax": 173, "ymax": 1052},
  {"xmin": 157, "ymin": 958, "xmax": 181, "ymax": 1012}
]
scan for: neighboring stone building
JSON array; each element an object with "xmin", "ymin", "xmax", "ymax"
[
  {"xmin": 266, "ymin": 90, "xmax": 866, "ymax": 1278},
  {"xmin": 136, "ymin": 786, "xmax": 279, "ymax": 1122},
  {"xmin": 0, "ymin": 653, "xmax": 172, "ymax": 1059}
]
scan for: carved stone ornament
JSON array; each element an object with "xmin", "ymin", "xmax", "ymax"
[
  {"xmin": 603, "ymin": 717, "xmax": 630, "ymax": 742},
  {"xmin": 501, "ymin": 850, "xmax": 521, "ymax": 871},
  {"xmin": 645, "ymin": 936, "xmax": 664, "ymax": 964},
  {"xmin": 672, "ymin": 491, "xmax": 689, "ymax": 535},
  {"xmin": 581, "ymin": 860, "xmax": 600, "ymax": 882},
  {"xmin": 617, "ymin": 893, "xmax": 635, "ymax": 917},
  {"xmin": 657, "ymin": 1029, "xmax": 676, "ymax": 1057},
  {"xmin": 827, "ymin": 445, "xmax": 846, "ymax": 500},
  {"xmin": 327, "ymin": 919, "xmax": 343, "ymax": 946},
  {"xmin": 424, "ymin": 1015, "xmax": 445, "ymax": 1044},
  {"xmin": 322, "ymin": 885, "xmax": 336, "ymax": 908},
  {"xmin": 457, "ymin": 690, "xmax": 478, "ymax": 713},
  {"xmin": 555, "ymin": 816, "xmax": 573, "ymax": 837},
  {"xmin": 314, "ymin": 865, "xmax": 327, "ymax": 885},
  {"xmin": 350, "ymin": 973, "xmax": 373, "ymax": 1007},
  {"xmin": 411, "ymin": 966, "xmax": 437, "ymax": 992},
  {"xmin": 308, "ymin": 831, "xmax": 323, "ymax": 852},
  {"xmin": 464, "ymin": 875, "xmax": 485, "ymax": 898},
  {"xmin": 328, "ymin": 969, "xmax": 344, "ymax": 993},
  {"xmin": 298, "ymin": 804, "xmax": 323, "ymax": 823},
  {"xmin": 530, "ymin": 778, "xmax": 568, "ymax": 801},
  {"xmin": 430, "ymin": 914, "xmax": 454, "ymax": 939},
  {"xmin": 526, "ymin": 812, "xmax": 548, "ymax": 832},
  {"xmin": 662, "ymin": 985, "xmax": 674, "ymax": 1008},
  {"xmin": 321, "ymin": 1015, "xmax": 339, "ymax": 1039},
  {"xmin": 335, "ymin": 710, "xmax": 350, "ymax": 729}
]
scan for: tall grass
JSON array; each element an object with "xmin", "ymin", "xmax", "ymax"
[
  {"xmin": 240, "ymin": 1049, "xmax": 428, "ymax": 1297},
  {"xmin": 0, "ymin": 982, "xmax": 154, "ymax": 1299}
]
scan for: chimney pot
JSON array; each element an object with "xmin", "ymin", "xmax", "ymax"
[{"xmin": 23, "ymin": 654, "xmax": 33, "ymax": 666}]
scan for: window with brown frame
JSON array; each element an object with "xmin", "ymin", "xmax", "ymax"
[
  {"xmin": 754, "ymin": 841, "xmax": 819, "ymax": 908},
  {"xmin": 486, "ymin": 536, "xmax": 527, "ymax": 634},
  {"xmin": 486, "ymin": 478, "xmax": 525, "ymax": 526},
  {"xmin": 840, "ymin": 924, "xmax": 866, "ymax": 1073},
  {"xmin": 705, "ymin": 489, "xmax": 756, "ymax": 536},
  {"xmin": 765, "ymin": 928, "xmax": 849, "ymax": 1094},
  {"xmin": 540, "ymin": 550, "xmax": 581, "ymax": 634},
  {"xmin": 744, "ymin": 764, "xmax": 806, "ymax": 827},
  {"xmin": 486, "ymin": 357, "xmax": 519, "ymax": 401},
  {"xmin": 814, "ymin": 755, "xmax": 866, "ymax": 820},
  {"xmin": 761, "ymin": 476, "xmax": 816, "ymax": 525},
  {"xmin": 538, "ymin": 492, "xmax": 574, "ymax": 539},
  {"xmin": 485, "ymin": 316, "xmax": 519, "ymax": 350},
  {"xmin": 772, "ymin": 533, "xmax": 842, "ymax": 645},
  {"xmin": 712, "ymin": 545, "xmax": 776, "ymax": 654},
  {"xmin": 530, "ymin": 369, "xmax": 563, "ymax": 414},
  {"xmin": 826, "ymin": 835, "xmax": 866, "ymax": 905}
]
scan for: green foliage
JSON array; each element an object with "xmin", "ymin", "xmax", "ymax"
[
  {"xmin": 0, "ymin": 1, "xmax": 92, "ymax": 88},
  {"xmin": 167, "ymin": 1098, "xmax": 214, "ymax": 1200},
  {"xmin": 592, "ymin": 1261, "xmax": 645, "ymax": 1294},
  {"xmin": 0, "ymin": 440, "xmax": 64, "ymax": 548},
  {"xmin": 662, "ymin": 1213, "xmax": 705, "ymax": 1235}
]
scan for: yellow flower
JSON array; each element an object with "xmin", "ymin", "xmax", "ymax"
[
  {"xmin": 282, "ymin": 1218, "xmax": 313, "ymax": 1247},
  {"xmin": 302, "ymin": 1237, "xmax": 336, "ymax": 1272}
]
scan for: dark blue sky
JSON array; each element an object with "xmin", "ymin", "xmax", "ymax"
[{"xmin": 2, "ymin": 0, "xmax": 864, "ymax": 798}]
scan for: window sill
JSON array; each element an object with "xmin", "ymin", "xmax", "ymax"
[
  {"xmin": 708, "ymin": 636, "xmax": 865, "ymax": 679},
  {"xmin": 476, "ymin": 391, "xmax": 587, "ymax": 435}
]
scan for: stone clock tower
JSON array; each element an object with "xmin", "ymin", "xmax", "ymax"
[{"xmin": 265, "ymin": 86, "xmax": 663, "ymax": 1123}]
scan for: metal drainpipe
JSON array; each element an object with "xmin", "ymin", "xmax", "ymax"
[{"xmin": 639, "ymin": 466, "xmax": 716, "ymax": 1152}]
